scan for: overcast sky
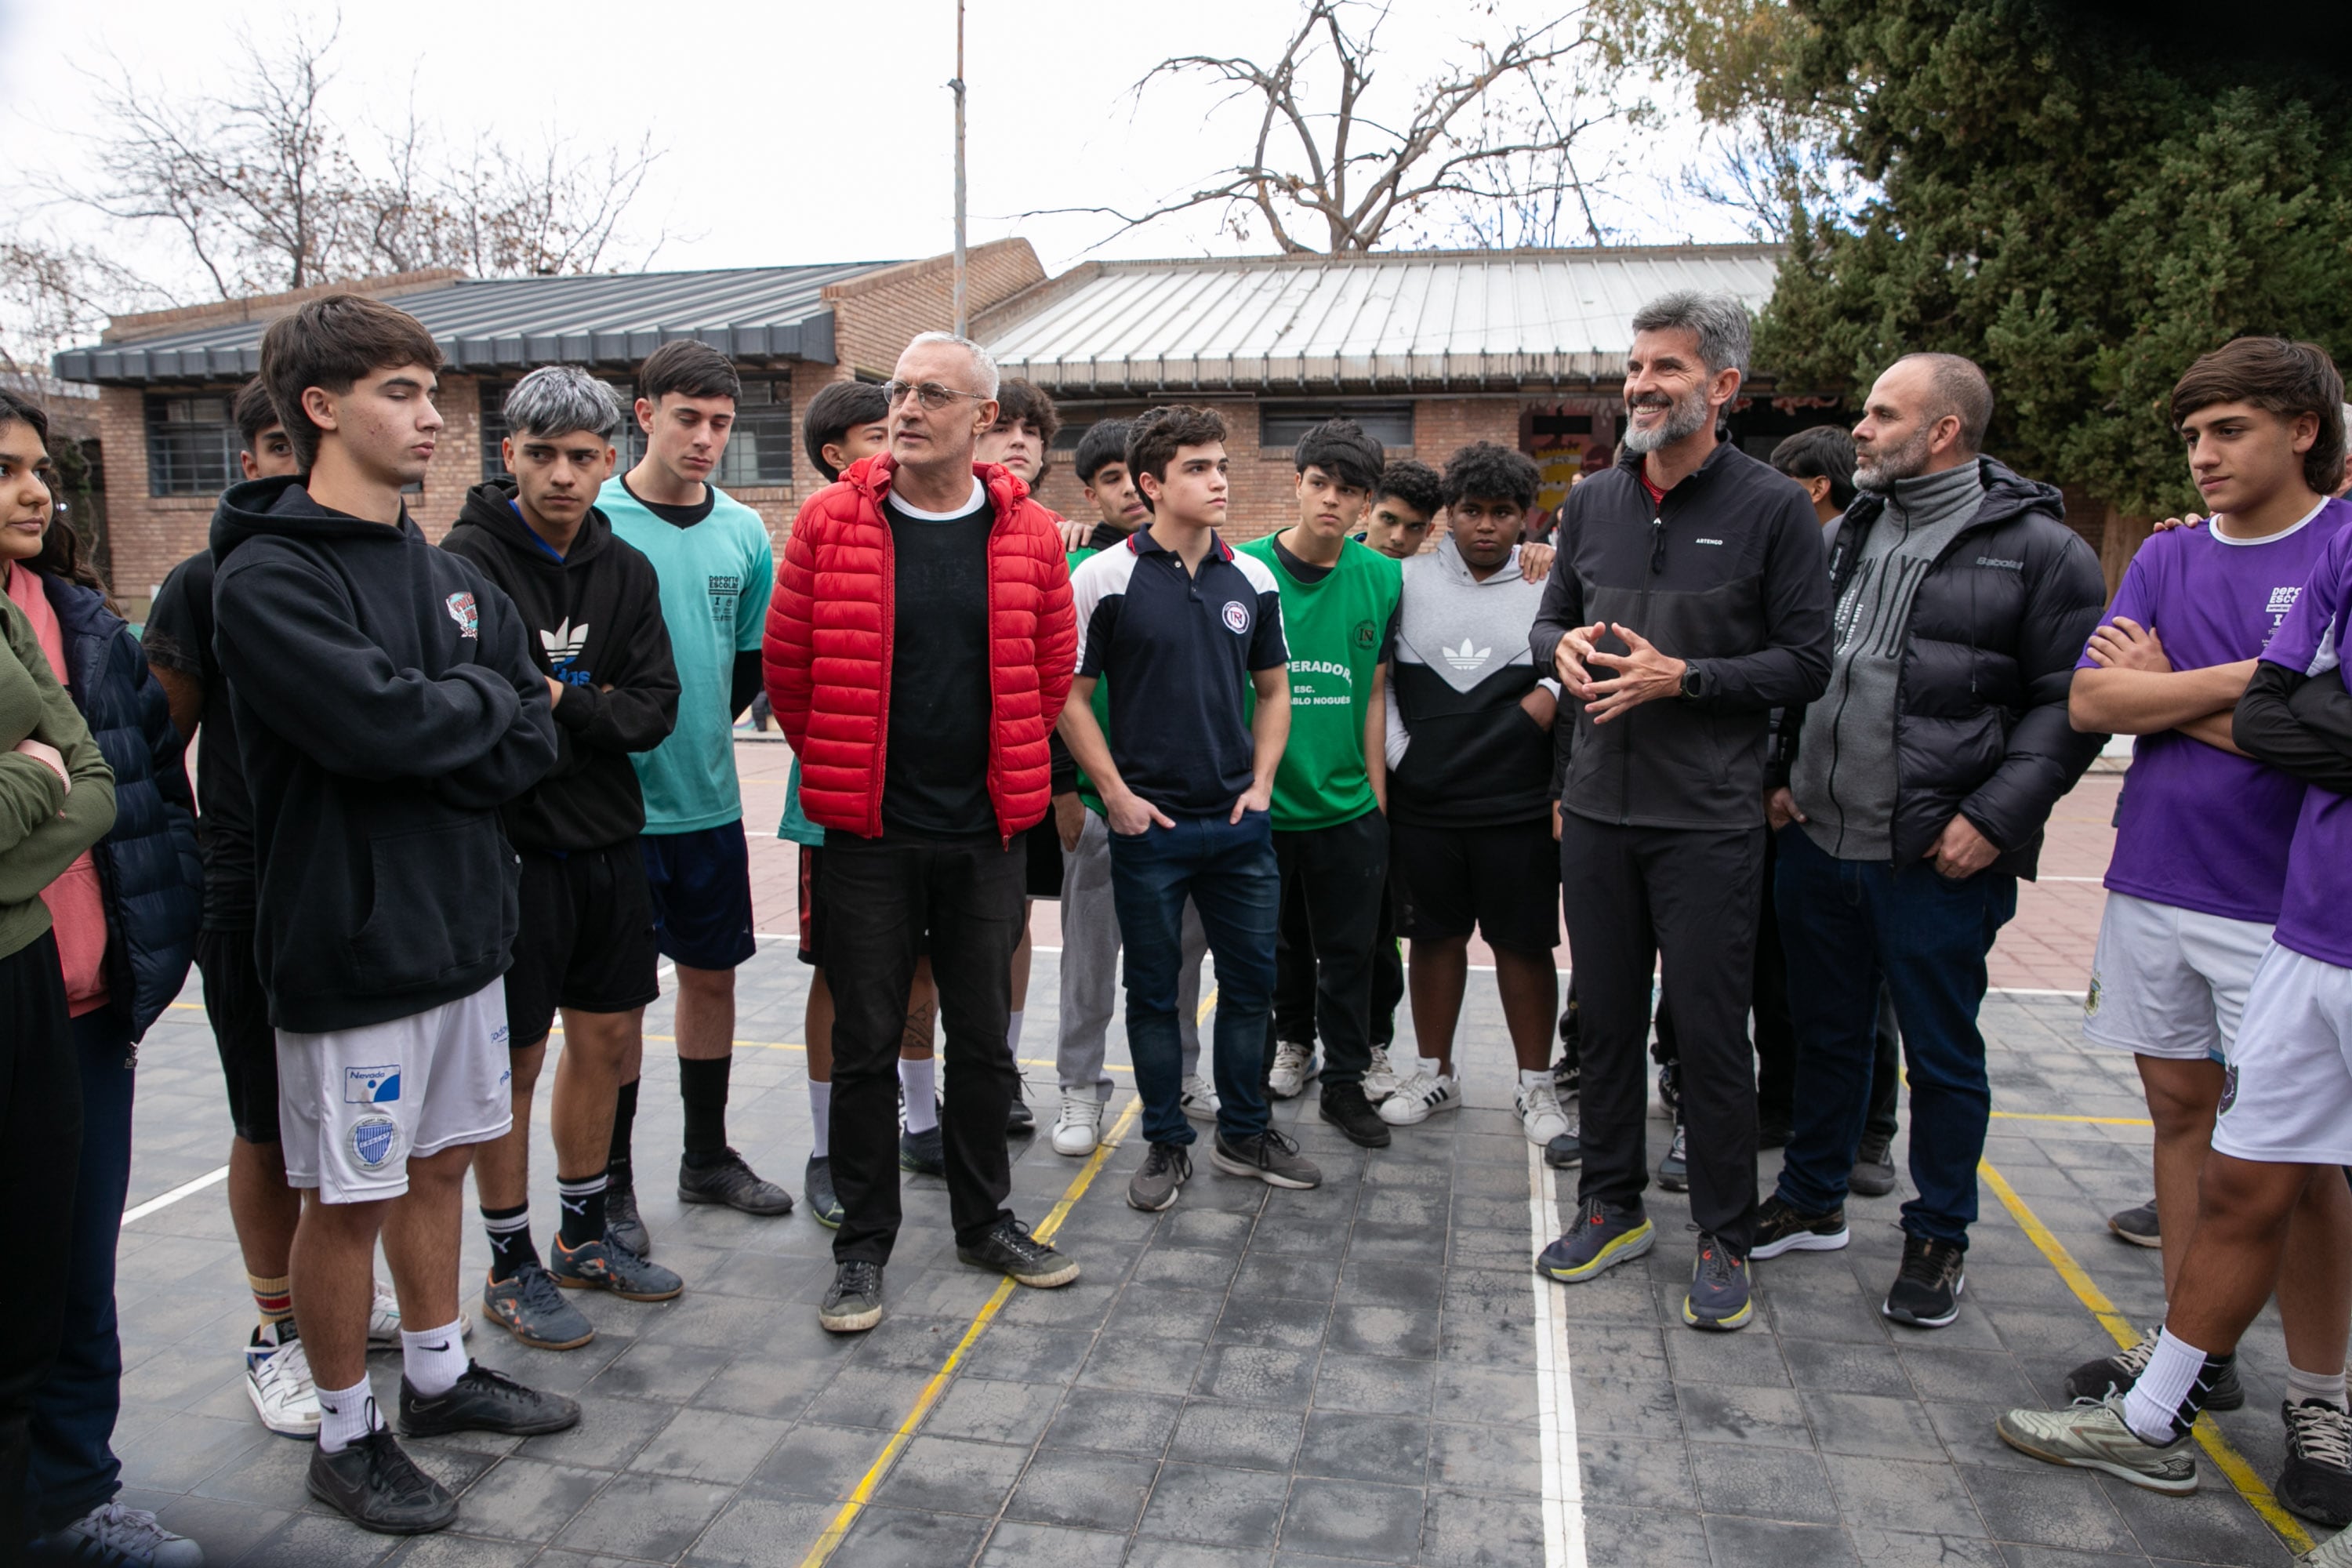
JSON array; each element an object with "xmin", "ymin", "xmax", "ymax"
[{"xmin": 0, "ymin": 0, "xmax": 1748, "ymax": 307}]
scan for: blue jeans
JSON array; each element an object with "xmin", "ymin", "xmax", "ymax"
[
  {"xmin": 1773, "ymin": 826, "xmax": 2016, "ymax": 1246},
  {"xmin": 1109, "ymin": 811, "xmax": 1279, "ymax": 1148},
  {"xmin": 28, "ymin": 1010, "xmax": 133, "ymax": 1531}
]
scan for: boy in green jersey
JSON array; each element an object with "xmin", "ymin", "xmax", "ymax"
[{"xmin": 1242, "ymin": 419, "xmax": 1401, "ymax": 1149}]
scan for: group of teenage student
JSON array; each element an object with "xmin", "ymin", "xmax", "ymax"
[{"xmin": 2, "ymin": 281, "xmax": 2350, "ymax": 1563}]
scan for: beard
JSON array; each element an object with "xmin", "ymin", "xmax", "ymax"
[
  {"xmin": 1621, "ymin": 383, "xmax": 1712, "ymax": 455},
  {"xmin": 1855, "ymin": 424, "xmax": 1936, "ymax": 491}
]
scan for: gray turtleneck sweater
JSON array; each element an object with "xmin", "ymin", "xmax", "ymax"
[{"xmin": 1793, "ymin": 461, "xmax": 1987, "ymax": 860}]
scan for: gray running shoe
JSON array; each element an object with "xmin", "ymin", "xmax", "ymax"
[
  {"xmin": 1211, "ymin": 1127, "xmax": 1323, "ymax": 1189},
  {"xmin": 1656, "ymin": 1123, "xmax": 1689, "ymax": 1192},
  {"xmin": 550, "ymin": 1235, "xmax": 684, "ymax": 1301},
  {"xmin": 482, "ymin": 1261, "xmax": 593, "ymax": 1351},
  {"xmin": 2062, "ymin": 1331, "xmax": 2243, "ymax": 1410},
  {"xmin": 1128, "ymin": 1143, "xmax": 1191, "ymax": 1212},
  {"xmin": 2280, "ymin": 1399, "xmax": 2352, "ymax": 1527},
  {"xmin": 1994, "ymin": 1394, "xmax": 2198, "ymax": 1494},
  {"xmin": 1682, "ymin": 1232, "xmax": 1754, "ymax": 1332},
  {"xmin": 1537, "ymin": 1196, "xmax": 1654, "ymax": 1283},
  {"xmin": 2108, "ymin": 1199, "xmax": 2161, "ymax": 1248},
  {"xmin": 820, "ymin": 1261, "xmax": 884, "ymax": 1334}
]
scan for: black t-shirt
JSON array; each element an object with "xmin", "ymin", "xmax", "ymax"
[
  {"xmin": 146, "ymin": 549, "xmax": 255, "ymax": 930},
  {"xmin": 622, "ymin": 475, "xmax": 716, "ymax": 529},
  {"xmin": 1271, "ymin": 534, "xmax": 1334, "ymax": 585},
  {"xmin": 880, "ymin": 484, "xmax": 996, "ymax": 840}
]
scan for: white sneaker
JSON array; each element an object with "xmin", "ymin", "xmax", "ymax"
[
  {"xmin": 1363, "ymin": 1047, "xmax": 1399, "ymax": 1102},
  {"xmin": 1378, "ymin": 1072, "xmax": 1461, "ymax": 1126},
  {"xmin": 245, "ymin": 1323, "xmax": 319, "ymax": 1436},
  {"xmin": 367, "ymin": 1279, "xmax": 472, "ymax": 1347},
  {"xmin": 1180, "ymin": 1073, "xmax": 1221, "ymax": 1123},
  {"xmin": 1516, "ymin": 1078, "xmax": 1572, "ymax": 1145},
  {"xmin": 46, "ymin": 1501, "xmax": 204, "ymax": 1566},
  {"xmin": 1268, "ymin": 1042, "xmax": 1318, "ymax": 1099},
  {"xmin": 1052, "ymin": 1091, "xmax": 1105, "ymax": 1156}
]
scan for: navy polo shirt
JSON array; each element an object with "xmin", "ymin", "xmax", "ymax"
[{"xmin": 1070, "ymin": 526, "xmax": 1287, "ymax": 816}]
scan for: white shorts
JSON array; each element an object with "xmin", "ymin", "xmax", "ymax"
[
  {"xmin": 2212, "ymin": 943, "xmax": 2352, "ymax": 1167},
  {"xmin": 2082, "ymin": 893, "xmax": 2273, "ymax": 1063},
  {"xmin": 277, "ymin": 979, "xmax": 514, "ymax": 1203}
]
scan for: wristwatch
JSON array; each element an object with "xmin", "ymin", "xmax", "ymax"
[{"xmin": 1678, "ymin": 662, "xmax": 1706, "ymax": 702}]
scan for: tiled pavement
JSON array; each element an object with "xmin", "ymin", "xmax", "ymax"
[{"xmin": 95, "ymin": 760, "xmax": 2316, "ymax": 1566}]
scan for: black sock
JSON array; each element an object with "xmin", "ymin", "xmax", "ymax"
[
  {"xmin": 608, "ymin": 1077, "xmax": 639, "ymax": 1189},
  {"xmin": 679, "ymin": 1055, "xmax": 732, "ymax": 1166},
  {"xmin": 556, "ymin": 1171, "xmax": 609, "ymax": 1251},
  {"xmin": 481, "ymin": 1203, "xmax": 537, "ymax": 1281}
]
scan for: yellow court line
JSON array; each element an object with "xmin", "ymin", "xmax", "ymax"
[
  {"xmin": 1978, "ymin": 1159, "xmax": 2314, "ymax": 1553},
  {"xmin": 1991, "ymin": 1111, "xmax": 2155, "ymax": 1127},
  {"xmin": 797, "ymin": 1094, "xmax": 1145, "ymax": 1567}
]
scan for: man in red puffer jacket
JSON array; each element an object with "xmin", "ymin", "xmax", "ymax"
[{"xmin": 765, "ymin": 332, "xmax": 1079, "ymax": 1335}]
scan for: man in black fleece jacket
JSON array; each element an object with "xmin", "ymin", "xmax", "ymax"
[
  {"xmin": 441, "ymin": 367, "xmax": 684, "ymax": 1352},
  {"xmin": 212, "ymin": 295, "xmax": 575, "ymax": 1537},
  {"xmin": 1530, "ymin": 291, "xmax": 1831, "ymax": 1334}
]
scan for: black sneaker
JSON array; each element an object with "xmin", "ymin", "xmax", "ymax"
[
  {"xmin": 1210, "ymin": 1127, "xmax": 1323, "ymax": 1189},
  {"xmin": 898, "ymin": 1125, "xmax": 946, "ymax": 1176},
  {"xmin": 1883, "ymin": 1232, "xmax": 1966, "ymax": 1328},
  {"xmin": 307, "ymin": 1425, "xmax": 457, "ymax": 1535},
  {"xmin": 2061, "ymin": 1331, "xmax": 2245, "ymax": 1410},
  {"xmin": 1656, "ymin": 1123, "xmax": 1689, "ymax": 1192},
  {"xmin": 605, "ymin": 1174, "xmax": 651, "ymax": 1258},
  {"xmin": 1849, "ymin": 1133, "xmax": 1898, "ymax": 1198},
  {"xmin": 1127, "ymin": 1143, "xmax": 1191, "ymax": 1212},
  {"xmin": 1750, "ymin": 1194, "xmax": 1850, "ymax": 1260},
  {"xmin": 805, "ymin": 1156, "xmax": 845, "ymax": 1229},
  {"xmin": 1544, "ymin": 1127, "xmax": 1583, "ymax": 1169},
  {"xmin": 399, "ymin": 1360, "xmax": 580, "ymax": 1439},
  {"xmin": 820, "ymin": 1261, "xmax": 884, "ymax": 1333},
  {"xmin": 1657, "ymin": 1062, "xmax": 1681, "ymax": 1120},
  {"xmin": 2108, "ymin": 1199, "xmax": 2161, "ymax": 1248},
  {"xmin": 1757, "ymin": 1116, "xmax": 1792, "ymax": 1151},
  {"xmin": 957, "ymin": 1218, "xmax": 1080, "ymax": 1287},
  {"xmin": 2278, "ymin": 1399, "xmax": 2352, "ymax": 1526},
  {"xmin": 1007, "ymin": 1075, "xmax": 1036, "ymax": 1135},
  {"xmin": 678, "ymin": 1147, "xmax": 794, "ymax": 1215},
  {"xmin": 1319, "ymin": 1081, "xmax": 1392, "ymax": 1149}
]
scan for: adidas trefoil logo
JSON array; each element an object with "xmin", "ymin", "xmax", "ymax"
[
  {"xmin": 539, "ymin": 619, "xmax": 590, "ymax": 661},
  {"xmin": 1441, "ymin": 637, "xmax": 1492, "ymax": 671}
]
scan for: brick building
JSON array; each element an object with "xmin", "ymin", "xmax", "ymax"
[
  {"xmin": 54, "ymin": 241, "xmax": 1046, "ymax": 614},
  {"xmin": 974, "ymin": 245, "xmax": 1820, "ymax": 541}
]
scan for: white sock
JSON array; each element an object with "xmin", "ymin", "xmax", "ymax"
[
  {"xmin": 1417, "ymin": 1056, "xmax": 1442, "ymax": 1083},
  {"xmin": 2123, "ymin": 1327, "xmax": 2212, "ymax": 1443},
  {"xmin": 808, "ymin": 1080, "xmax": 832, "ymax": 1159},
  {"xmin": 1007, "ymin": 1009, "xmax": 1025, "ymax": 1056},
  {"xmin": 316, "ymin": 1375, "xmax": 379, "ymax": 1454},
  {"xmin": 400, "ymin": 1319, "xmax": 469, "ymax": 1399},
  {"xmin": 1519, "ymin": 1068, "xmax": 1551, "ymax": 1091},
  {"xmin": 901, "ymin": 1056, "xmax": 938, "ymax": 1134},
  {"xmin": 2288, "ymin": 1364, "xmax": 2349, "ymax": 1411}
]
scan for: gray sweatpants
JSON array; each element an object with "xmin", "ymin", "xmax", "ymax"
[{"xmin": 1058, "ymin": 809, "xmax": 1207, "ymax": 1102}]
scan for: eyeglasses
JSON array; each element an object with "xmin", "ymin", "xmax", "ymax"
[{"xmin": 883, "ymin": 380, "xmax": 991, "ymax": 411}]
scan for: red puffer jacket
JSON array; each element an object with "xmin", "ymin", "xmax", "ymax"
[{"xmin": 765, "ymin": 455, "xmax": 1076, "ymax": 842}]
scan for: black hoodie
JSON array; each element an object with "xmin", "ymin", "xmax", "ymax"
[
  {"xmin": 442, "ymin": 483, "xmax": 679, "ymax": 853},
  {"xmin": 211, "ymin": 477, "xmax": 558, "ymax": 1033}
]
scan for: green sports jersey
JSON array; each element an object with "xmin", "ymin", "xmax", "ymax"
[
  {"xmin": 1067, "ymin": 545, "xmax": 1117, "ymax": 815},
  {"xmin": 1240, "ymin": 533, "xmax": 1400, "ymax": 830}
]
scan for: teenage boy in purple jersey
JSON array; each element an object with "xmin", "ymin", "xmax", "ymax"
[
  {"xmin": 1998, "ymin": 341, "xmax": 2352, "ymax": 1537},
  {"xmin": 2053, "ymin": 338, "xmax": 2352, "ymax": 1526}
]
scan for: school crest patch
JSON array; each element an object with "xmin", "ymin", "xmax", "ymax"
[{"xmin": 351, "ymin": 1116, "xmax": 400, "ymax": 1171}]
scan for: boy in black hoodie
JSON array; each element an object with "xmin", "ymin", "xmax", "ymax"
[
  {"xmin": 442, "ymin": 367, "xmax": 684, "ymax": 1351},
  {"xmin": 211, "ymin": 294, "xmax": 576, "ymax": 1537}
]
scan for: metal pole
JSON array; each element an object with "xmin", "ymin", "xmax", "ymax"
[{"xmin": 952, "ymin": 0, "xmax": 967, "ymax": 335}]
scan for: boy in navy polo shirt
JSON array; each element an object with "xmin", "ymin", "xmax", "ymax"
[{"xmin": 1059, "ymin": 405, "xmax": 1321, "ymax": 1211}]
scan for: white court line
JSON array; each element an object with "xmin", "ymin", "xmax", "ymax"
[
  {"xmin": 121, "ymin": 1163, "xmax": 229, "ymax": 1227},
  {"xmin": 1526, "ymin": 1144, "xmax": 1587, "ymax": 1568}
]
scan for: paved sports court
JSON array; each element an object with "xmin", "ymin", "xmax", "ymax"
[{"xmin": 93, "ymin": 751, "xmax": 2314, "ymax": 1566}]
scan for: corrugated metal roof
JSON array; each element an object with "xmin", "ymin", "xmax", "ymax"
[
  {"xmin": 978, "ymin": 245, "xmax": 1782, "ymax": 393},
  {"xmin": 54, "ymin": 261, "xmax": 904, "ymax": 383}
]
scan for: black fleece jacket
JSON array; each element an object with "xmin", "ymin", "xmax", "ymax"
[
  {"xmin": 211, "ymin": 477, "xmax": 557, "ymax": 1033},
  {"xmin": 1531, "ymin": 441, "xmax": 1832, "ymax": 831},
  {"xmin": 441, "ymin": 484, "xmax": 679, "ymax": 853}
]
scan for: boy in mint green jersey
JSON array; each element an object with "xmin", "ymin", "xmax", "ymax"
[
  {"xmin": 598, "ymin": 340, "xmax": 795, "ymax": 1243},
  {"xmin": 1241, "ymin": 418, "xmax": 1400, "ymax": 1150}
]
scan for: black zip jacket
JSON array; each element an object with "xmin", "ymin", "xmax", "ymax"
[
  {"xmin": 1531, "ymin": 442, "xmax": 1832, "ymax": 830},
  {"xmin": 2236, "ymin": 662, "xmax": 2352, "ymax": 795},
  {"xmin": 211, "ymin": 477, "xmax": 558, "ymax": 1033},
  {"xmin": 1774, "ymin": 457, "xmax": 2107, "ymax": 878},
  {"xmin": 442, "ymin": 484, "xmax": 679, "ymax": 852}
]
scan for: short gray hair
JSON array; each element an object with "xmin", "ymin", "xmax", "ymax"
[
  {"xmin": 1630, "ymin": 291, "xmax": 1753, "ymax": 380},
  {"xmin": 503, "ymin": 365, "xmax": 625, "ymax": 441},
  {"xmin": 902, "ymin": 331, "xmax": 1000, "ymax": 399},
  {"xmin": 1893, "ymin": 351, "xmax": 1994, "ymax": 454}
]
